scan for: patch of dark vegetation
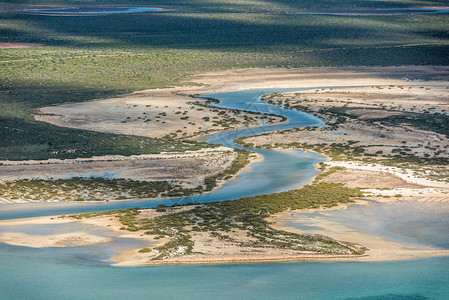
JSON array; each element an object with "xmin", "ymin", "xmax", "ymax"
[
  {"xmin": 0, "ymin": 177, "xmax": 204, "ymax": 201},
  {"xmin": 70, "ymin": 182, "xmax": 364, "ymax": 259},
  {"xmin": 0, "ymin": 149, "xmax": 252, "ymax": 201},
  {"xmin": 0, "ymin": 116, "xmax": 213, "ymax": 160},
  {"xmin": 203, "ymin": 149, "xmax": 250, "ymax": 191}
]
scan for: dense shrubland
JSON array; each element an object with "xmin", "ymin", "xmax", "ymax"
[{"xmin": 1, "ymin": 4, "xmax": 448, "ymax": 159}]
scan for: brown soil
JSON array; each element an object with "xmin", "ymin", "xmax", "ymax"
[{"xmin": 322, "ymin": 169, "xmax": 425, "ymax": 189}]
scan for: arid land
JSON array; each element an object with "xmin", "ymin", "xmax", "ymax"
[
  {"xmin": 35, "ymin": 88, "xmax": 284, "ymax": 140},
  {"xmin": 1, "ymin": 193, "xmax": 448, "ymax": 266},
  {"xmin": 1, "ymin": 66, "xmax": 448, "ymax": 265}
]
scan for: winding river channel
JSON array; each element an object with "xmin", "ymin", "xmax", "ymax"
[{"xmin": 1, "ymin": 89, "xmax": 448, "ymax": 299}]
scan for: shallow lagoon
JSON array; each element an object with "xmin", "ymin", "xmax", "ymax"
[
  {"xmin": 1, "ymin": 247, "xmax": 448, "ymax": 299},
  {"xmin": 297, "ymin": 199, "xmax": 449, "ymax": 249}
]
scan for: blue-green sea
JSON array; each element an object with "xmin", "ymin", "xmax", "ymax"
[{"xmin": 1, "ymin": 245, "xmax": 448, "ymax": 300}]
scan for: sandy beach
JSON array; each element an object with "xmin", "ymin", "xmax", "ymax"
[{"xmin": 0, "ymin": 231, "xmax": 113, "ymax": 248}]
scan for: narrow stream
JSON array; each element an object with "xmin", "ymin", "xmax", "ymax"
[{"xmin": 0, "ymin": 88, "xmax": 324, "ymax": 219}]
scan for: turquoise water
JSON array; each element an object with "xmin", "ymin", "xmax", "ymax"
[
  {"xmin": 0, "ymin": 88, "xmax": 448, "ymax": 299},
  {"xmin": 1, "ymin": 247, "xmax": 448, "ymax": 299},
  {"xmin": 289, "ymin": 199, "xmax": 449, "ymax": 250},
  {"xmin": 24, "ymin": 7, "xmax": 163, "ymax": 15}
]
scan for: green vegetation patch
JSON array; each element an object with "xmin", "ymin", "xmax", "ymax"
[
  {"xmin": 203, "ymin": 149, "xmax": 250, "ymax": 191},
  {"xmin": 0, "ymin": 177, "xmax": 204, "ymax": 202},
  {"xmin": 0, "ymin": 116, "xmax": 213, "ymax": 160},
  {"xmin": 70, "ymin": 182, "xmax": 364, "ymax": 260}
]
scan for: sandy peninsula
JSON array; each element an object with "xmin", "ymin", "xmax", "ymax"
[
  {"xmin": 0, "ymin": 231, "xmax": 112, "ymax": 248},
  {"xmin": 0, "ymin": 149, "xmax": 260, "ymax": 204}
]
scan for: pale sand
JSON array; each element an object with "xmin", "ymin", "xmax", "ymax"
[
  {"xmin": 0, "ymin": 231, "xmax": 112, "ymax": 248},
  {"xmin": 326, "ymin": 161, "xmax": 449, "ymax": 190},
  {"xmin": 322, "ymin": 169, "xmax": 427, "ymax": 189},
  {"xmin": 34, "ymin": 66, "xmax": 449, "ymax": 140},
  {"xmin": 0, "ymin": 146, "xmax": 233, "ymax": 166},
  {"xmin": 0, "ymin": 215, "xmax": 113, "ymax": 248},
  {"xmin": 186, "ymin": 66, "xmax": 449, "ymax": 94},
  {"xmin": 2, "ymin": 193, "xmax": 448, "ymax": 266},
  {"xmin": 112, "ymin": 249, "xmax": 153, "ymax": 266},
  {"xmin": 0, "ymin": 43, "xmax": 43, "ymax": 49},
  {"xmin": 284, "ymin": 85, "xmax": 449, "ymax": 114},
  {"xmin": 35, "ymin": 87, "xmax": 283, "ymax": 139}
]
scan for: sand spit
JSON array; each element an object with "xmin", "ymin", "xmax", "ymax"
[
  {"xmin": 35, "ymin": 88, "xmax": 284, "ymax": 139},
  {"xmin": 0, "ymin": 146, "xmax": 244, "ymax": 204},
  {"xmin": 0, "ymin": 231, "xmax": 112, "ymax": 248},
  {"xmin": 2, "ymin": 202, "xmax": 448, "ymax": 266}
]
